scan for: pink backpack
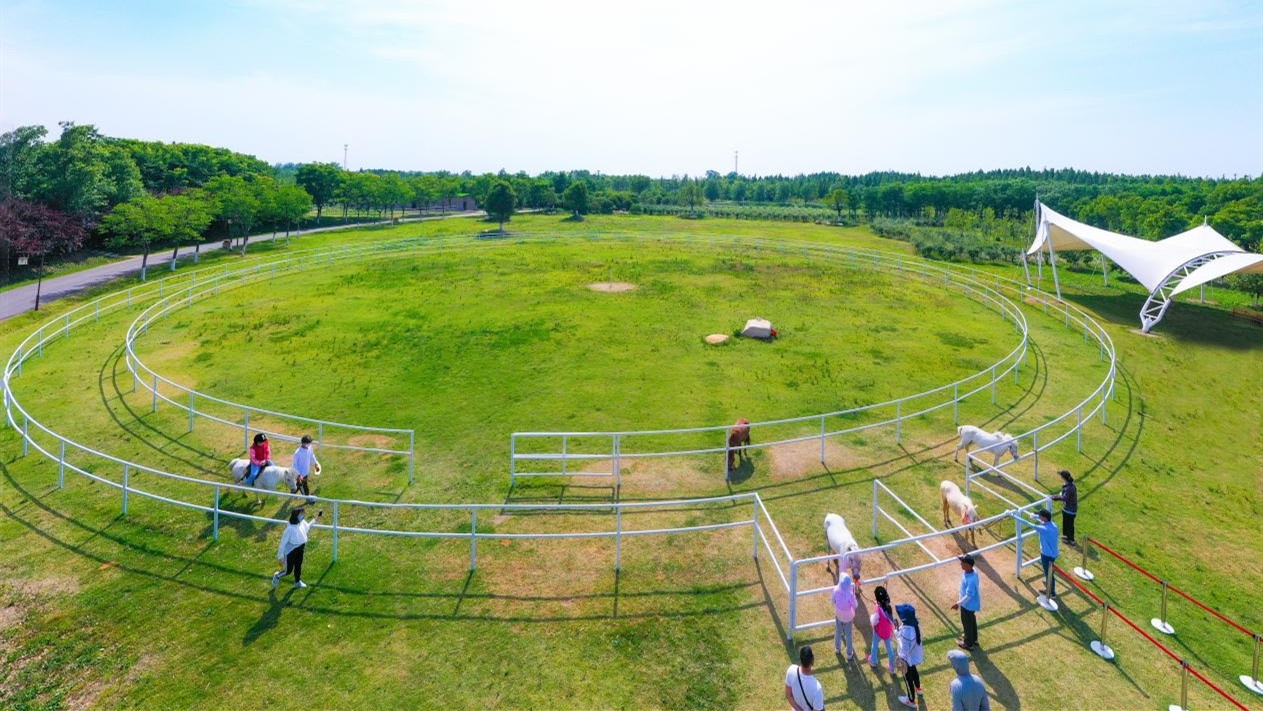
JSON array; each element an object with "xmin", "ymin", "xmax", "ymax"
[{"xmin": 871, "ymin": 606, "xmax": 894, "ymax": 640}]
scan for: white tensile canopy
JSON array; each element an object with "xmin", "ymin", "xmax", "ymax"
[{"xmin": 1026, "ymin": 201, "xmax": 1263, "ymax": 332}]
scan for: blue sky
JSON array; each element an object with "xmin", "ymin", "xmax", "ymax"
[{"xmin": 2, "ymin": 0, "xmax": 1261, "ymax": 178}]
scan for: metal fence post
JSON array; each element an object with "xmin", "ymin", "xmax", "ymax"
[
  {"xmin": 615, "ymin": 504, "xmax": 622, "ymax": 571},
  {"xmin": 243, "ymin": 410, "xmax": 250, "ymax": 453},
  {"xmin": 1151, "ymin": 581, "xmax": 1176, "ymax": 634},
  {"xmin": 788, "ymin": 561, "xmax": 799, "ymax": 641},
  {"xmin": 1032, "ymin": 431, "xmax": 1040, "ymax": 482},
  {"xmin": 151, "ymin": 374, "xmax": 158, "ymax": 413},
  {"xmin": 22, "ymin": 416, "xmax": 29, "ymax": 457},
  {"xmin": 752, "ymin": 497, "xmax": 760, "ymax": 560},
  {"xmin": 819, "ymin": 416, "xmax": 826, "ymax": 464},
  {"xmin": 317, "ymin": 422, "xmax": 324, "ymax": 449},
  {"xmin": 509, "ymin": 434, "xmax": 517, "ymax": 487},
  {"xmin": 331, "ymin": 502, "xmax": 340, "ymax": 562},
  {"xmin": 1076, "ymin": 406, "xmax": 1083, "ymax": 452},
  {"xmin": 953, "ymin": 383, "xmax": 959, "ymax": 425},
  {"xmin": 122, "ymin": 465, "xmax": 130, "ymax": 515},
  {"xmin": 58, "ymin": 441, "xmax": 66, "ymax": 488},
  {"xmin": 872, "ymin": 480, "xmax": 879, "ymax": 538},
  {"xmin": 189, "ymin": 392, "xmax": 195, "ymax": 432},
  {"xmin": 213, "ymin": 485, "xmax": 220, "ymax": 541},
  {"xmin": 1014, "ymin": 516, "xmax": 1024, "ymax": 579},
  {"xmin": 470, "ymin": 509, "xmax": 478, "ymax": 571},
  {"xmin": 613, "ymin": 434, "xmax": 621, "ymax": 489},
  {"xmin": 991, "ymin": 366, "xmax": 998, "ymax": 404},
  {"xmin": 408, "ymin": 430, "xmax": 415, "ymax": 485},
  {"xmin": 895, "ymin": 401, "xmax": 902, "ymax": 444}
]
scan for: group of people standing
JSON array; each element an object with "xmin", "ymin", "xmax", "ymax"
[{"xmin": 787, "ymin": 469, "xmax": 1080, "ymax": 709}]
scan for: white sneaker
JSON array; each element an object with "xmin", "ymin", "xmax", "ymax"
[
  {"xmin": 294, "ymin": 581, "xmax": 308, "ymax": 589},
  {"xmin": 898, "ymin": 695, "xmax": 918, "ymax": 708},
  {"xmin": 271, "ymin": 572, "xmax": 281, "ymax": 589}
]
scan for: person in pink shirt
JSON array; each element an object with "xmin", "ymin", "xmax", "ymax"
[
  {"xmin": 246, "ymin": 433, "xmax": 272, "ymax": 486},
  {"xmin": 832, "ymin": 574, "xmax": 859, "ymax": 659}
]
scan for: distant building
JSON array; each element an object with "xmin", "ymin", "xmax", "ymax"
[{"xmin": 416, "ymin": 196, "xmax": 478, "ymax": 212}]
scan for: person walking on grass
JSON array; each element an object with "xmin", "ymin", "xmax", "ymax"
[
  {"xmin": 1051, "ymin": 469, "xmax": 1078, "ymax": 545},
  {"xmin": 785, "ymin": 645, "xmax": 825, "ymax": 711},
  {"xmin": 952, "ymin": 553, "xmax": 981, "ymax": 650},
  {"xmin": 832, "ymin": 574, "xmax": 859, "ymax": 660},
  {"xmin": 273, "ymin": 507, "xmax": 322, "ymax": 590},
  {"xmin": 869, "ymin": 585, "xmax": 897, "ymax": 674},
  {"xmin": 947, "ymin": 649, "xmax": 991, "ymax": 711},
  {"xmin": 1029, "ymin": 508, "xmax": 1060, "ymax": 598},
  {"xmin": 291, "ymin": 435, "xmax": 322, "ymax": 503},
  {"xmin": 895, "ymin": 603, "xmax": 924, "ymax": 709}
]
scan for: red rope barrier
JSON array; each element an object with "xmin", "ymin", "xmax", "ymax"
[
  {"xmin": 1186, "ymin": 664, "xmax": 1252, "ymax": 711},
  {"xmin": 1085, "ymin": 537, "xmax": 1256, "ymax": 638},
  {"xmin": 1053, "ymin": 564, "xmax": 1104, "ymax": 605},
  {"xmin": 1054, "ymin": 564, "xmax": 1253, "ymax": 711}
]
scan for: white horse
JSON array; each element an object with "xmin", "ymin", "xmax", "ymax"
[
  {"xmin": 229, "ymin": 458, "xmax": 299, "ymax": 502},
  {"xmin": 953, "ymin": 425, "xmax": 1019, "ymax": 466},
  {"xmin": 940, "ymin": 480, "xmax": 979, "ymax": 548},
  {"xmin": 824, "ymin": 513, "xmax": 862, "ymax": 584}
]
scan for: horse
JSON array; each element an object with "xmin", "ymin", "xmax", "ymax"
[
  {"xmin": 940, "ymin": 480, "xmax": 980, "ymax": 548},
  {"xmin": 726, "ymin": 418, "xmax": 751, "ymax": 472},
  {"xmin": 953, "ymin": 425, "xmax": 1019, "ymax": 467},
  {"xmin": 824, "ymin": 513, "xmax": 862, "ymax": 585},
  {"xmin": 229, "ymin": 458, "xmax": 300, "ymax": 503}
]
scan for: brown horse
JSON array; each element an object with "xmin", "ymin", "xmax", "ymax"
[{"xmin": 727, "ymin": 418, "xmax": 751, "ymax": 471}]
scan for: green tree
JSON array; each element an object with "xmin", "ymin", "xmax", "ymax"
[
  {"xmin": 825, "ymin": 187, "xmax": 850, "ymax": 222},
  {"xmin": 30, "ymin": 123, "xmax": 144, "ymax": 225},
  {"xmin": 528, "ymin": 180, "xmax": 557, "ymax": 211},
  {"xmin": 164, "ymin": 191, "xmax": 215, "ymax": 268},
  {"xmin": 562, "ymin": 180, "xmax": 589, "ymax": 218},
  {"xmin": 100, "ymin": 195, "xmax": 168, "ymax": 280},
  {"xmin": 484, "ymin": 180, "xmax": 516, "ymax": 231},
  {"xmin": 206, "ymin": 174, "xmax": 263, "ymax": 254},
  {"xmin": 295, "ymin": 162, "xmax": 344, "ymax": 225},
  {"xmin": 379, "ymin": 173, "xmax": 412, "ymax": 220},
  {"xmin": 1229, "ymin": 272, "xmax": 1263, "ymax": 307},
  {"xmin": 678, "ymin": 179, "xmax": 703, "ymax": 215},
  {"xmin": 272, "ymin": 184, "xmax": 313, "ymax": 240},
  {"xmin": 0, "ymin": 125, "xmax": 50, "ymax": 198}
]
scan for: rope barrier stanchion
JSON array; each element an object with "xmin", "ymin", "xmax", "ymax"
[
  {"xmin": 1152, "ymin": 580, "xmax": 1176, "ymax": 635},
  {"xmin": 1092, "ymin": 601, "xmax": 1116, "ymax": 660},
  {"xmin": 1243, "ymin": 634, "xmax": 1263, "ymax": 695},
  {"xmin": 1169, "ymin": 660, "xmax": 1189, "ymax": 711},
  {"xmin": 1074, "ymin": 537, "xmax": 1095, "ymax": 581}
]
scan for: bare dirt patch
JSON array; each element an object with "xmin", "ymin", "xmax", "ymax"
[
  {"xmin": 0, "ymin": 605, "xmax": 22, "ymax": 632},
  {"xmin": 1128, "ymin": 328, "xmax": 1164, "ymax": 338},
  {"xmin": 587, "ymin": 281, "xmax": 636, "ymax": 292},
  {"xmin": 769, "ymin": 438, "xmax": 865, "ymax": 479}
]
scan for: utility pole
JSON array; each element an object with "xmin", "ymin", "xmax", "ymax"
[
  {"xmin": 734, "ymin": 150, "xmax": 739, "ymax": 175},
  {"xmin": 343, "ymin": 144, "xmax": 348, "ymax": 170}
]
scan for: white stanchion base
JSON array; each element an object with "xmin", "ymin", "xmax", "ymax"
[
  {"xmin": 1090, "ymin": 641, "xmax": 1115, "ymax": 660},
  {"xmin": 1241, "ymin": 675, "xmax": 1263, "ymax": 695},
  {"xmin": 1168, "ymin": 705, "xmax": 1187, "ymax": 711},
  {"xmin": 1150, "ymin": 619, "xmax": 1175, "ymax": 635},
  {"xmin": 1037, "ymin": 594, "xmax": 1059, "ymax": 612},
  {"xmin": 1074, "ymin": 566, "xmax": 1095, "ymax": 581}
]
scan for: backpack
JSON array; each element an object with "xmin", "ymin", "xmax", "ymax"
[{"xmin": 872, "ymin": 606, "xmax": 894, "ymax": 639}]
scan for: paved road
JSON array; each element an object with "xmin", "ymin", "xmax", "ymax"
[{"xmin": 0, "ymin": 212, "xmax": 482, "ymax": 322}]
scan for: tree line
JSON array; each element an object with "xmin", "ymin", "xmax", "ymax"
[{"xmin": 4, "ymin": 122, "xmax": 1261, "ymax": 288}]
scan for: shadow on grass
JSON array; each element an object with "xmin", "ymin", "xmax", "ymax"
[
  {"xmin": 1065, "ymin": 292, "xmax": 1263, "ymax": 350},
  {"xmin": 98, "ymin": 344, "xmax": 229, "ymax": 475},
  {"xmin": 1, "ymin": 459, "xmax": 764, "ymax": 625}
]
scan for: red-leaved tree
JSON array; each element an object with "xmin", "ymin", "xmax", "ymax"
[{"xmin": 0, "ymin": 197, "xmax": 88, "ymax": 309}]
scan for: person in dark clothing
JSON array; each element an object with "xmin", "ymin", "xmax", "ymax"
[{"xmin": 1051, "ymin": 469, "xmax": 1078, "ymax": 545}]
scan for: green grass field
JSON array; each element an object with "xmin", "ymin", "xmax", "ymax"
[{"xmin": 1, "ymin": 214, "xmax": 1260, "ymax": 710}]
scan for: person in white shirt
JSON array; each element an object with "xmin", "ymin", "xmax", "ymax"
[
  {"xmin": 273, "ymin": 507, "xmax": 322, "ymax": 590},
  {"xmin": 784, "ymin": 645, "xmax": 825, "ymax": 711},
  {"xmin": 291, "ymin": 435, "xmax": 321, "ymax": 503}
]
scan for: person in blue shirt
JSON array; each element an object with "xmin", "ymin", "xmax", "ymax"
[
  {"xmin": 1029, "ymin": 508, "xmax": 1060, "ymax": 597},
  {"xmin": 951, "ymin": 553, "xmax": 981, "ymax": 649}
]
